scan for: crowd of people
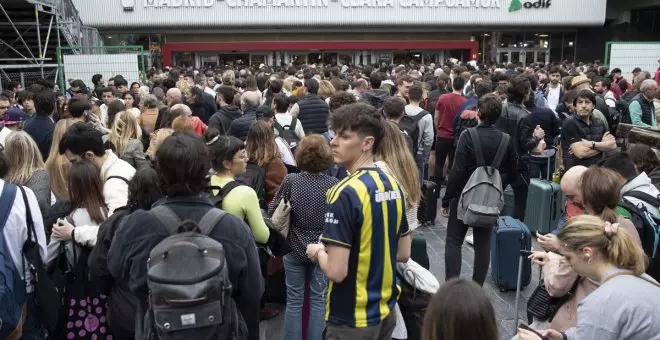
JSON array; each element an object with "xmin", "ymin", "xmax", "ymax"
[{"xmin": 0, "ymin": 57, "xmax": 658, "ymax": 340}]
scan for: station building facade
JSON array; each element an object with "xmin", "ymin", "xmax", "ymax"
[{"xmin": 72, "ymin": 0, "xmax": 608, "ymax": 67}]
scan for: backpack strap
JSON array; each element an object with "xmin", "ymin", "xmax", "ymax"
[
  {"xmin": 149, "ymin": 205, "xmax": 182, "ymax": 235},
  {"xmin": 0, "ymin": 183, "xmax": 17, "ymax": 234},
  {"xmin": 106, "ymin": 175, "xmax": 130, "ymax": 185},
  {"xmin": 491, "ymin": 134, "xmax": 511, "ymax": 169},
  {"xmin": 289, "ymin": 117, "xmax": 297, "ymax": 131},
  {"xmin": 217, "ymin": 180, "xmax": 243, "ymax": 203},
  {"xmin": 623, "ymin": 191, "xmax": 660, "ymax": 208},
  {"xmin": 196, "ymin": 208, "xmax": 229, "ymax": 236},
  {"xmin": 468, "ymin": 128, "xmax": 485, "ymax": 167}
]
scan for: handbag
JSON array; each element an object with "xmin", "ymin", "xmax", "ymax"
[
  {"xmin": 52, "ymin": 238, "xmax": 112, "ymax": 340},
  {"xmin": 19, "ymin": 186, "xmax": 59, "ymax": 334},
  {"xmin": 526, "ymin": 269, "xmax": 580, "ymax": 324},
  {"xmin": 271, "ymin": 175, "xmax": 294, "ymax": 238}
]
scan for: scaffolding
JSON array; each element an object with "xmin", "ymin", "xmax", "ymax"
[{"xmin": 0, "ymin": 0, "xmax": 103, "ymax": 90}]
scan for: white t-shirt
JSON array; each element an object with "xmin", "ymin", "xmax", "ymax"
[
  {"xmin": 547, "ymin": 86, "xmax": 561, "ymax": 112},
  {"xmin": 274, "ymin": 113, "xmax": 306, "ymax": 139},
  {"xmin": 275, "ymin": 137, "xmax": 296, "ymax": 166},
  {"xmin": 0, "ymin": 126, "xmax": 13, "ymax": 147}
]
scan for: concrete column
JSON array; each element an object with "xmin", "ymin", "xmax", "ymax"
[
  {"xmin": 275, "ymin": 51, "xmax": 281, "ymax": 66},
  {"xmin": 362, "ymin": 50, "xmax": 368, "ymax": 66},
  {"xmin": 284, "ymin": 51, "xmax": 289, "ymax": 65}
]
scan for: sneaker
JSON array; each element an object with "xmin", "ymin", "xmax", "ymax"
[{"xmin": 465, "ymin": 231, "xmax": 474, "ymax": 246}]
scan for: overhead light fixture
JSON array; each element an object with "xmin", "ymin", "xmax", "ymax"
[{"xmin": 568, "ymin": 41, "xmax": 574, "ymax": 46}]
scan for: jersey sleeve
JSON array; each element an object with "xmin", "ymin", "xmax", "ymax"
[{"xmin": 321, "ymin": 186, "xmax": 362, "ymax": 248}]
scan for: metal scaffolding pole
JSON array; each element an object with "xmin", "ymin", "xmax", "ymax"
[
  {"xmin": 0, "ymin": 3, "xmax": 38, "ymax": 62},
  {"xmin": 35, "ymin": 3, "xmax": 44, "ymax": 77},
  {"xmin": 42, "ymin": 16, "xmax": 54, "ymax": 66}
]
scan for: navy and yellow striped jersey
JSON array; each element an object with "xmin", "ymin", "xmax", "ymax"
[{"xmin": 321, "ymin": 167, "xmax": 410, "ymax": 328}]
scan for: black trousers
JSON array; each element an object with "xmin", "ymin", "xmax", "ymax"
[
  {"xmin": 444, "ymin": 199, "xmax": 493, "ymax": 286},
  {"xmin": 505, "ymin": 172, "xmax": 530, "ymax": 222},
  {"xmin": 434, "ymin": 137, "xmax": 455, "ymax": 184}
]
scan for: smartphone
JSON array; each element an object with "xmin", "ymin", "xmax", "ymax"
[{"xmin": 518, "ymin": 323, "xmax": 548, "ymax": 340}]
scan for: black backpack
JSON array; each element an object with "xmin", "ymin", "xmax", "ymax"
[
  {"xmin": 398, "ymin": 111, "xmax": 430, "ymax": 157},
  {"xmin": 144, "ymin": 205, "xmax": 242, "ymax": 340},
  {"xmin": 274, "ymin": 118, "xmax": 300, "ymax": 151},
  {"xmin": 235, "ymin": 162, "xmax": 268, "ymax": 210},
  {"xmin": 617, "ymin": 191, "xmax": 660, "ymax": 280},
  {"xmin": 616, "ymin": 100, "xmax": 632, "ymax": 125}
]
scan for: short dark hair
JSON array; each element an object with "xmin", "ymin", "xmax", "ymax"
[
  {"xmin": 216, "ymin": 85, "xmax": 236, "ymax": 104},
  {"xmin": 155, "ymin": 132, "xmax": 210, "ymax": 197},
  {"xmin": 295, "ymin": 135, "xmax": 333, "ymax": 173},
  {"xmin": 68, "ymin": 98, "xmax": 91, "ymax": 118},
  {"xmin": 632, "ymin": 67, "xmax": 642, "ymax": 73},
  {"xmin": 114, "ymin": 77, "xmax": 128, "ymax": 87},
  {"xmin": 475, "ymin": 81, "xmax": 493, "ymax": 98},
  {"xmin": 369, "ymin": 72, "xmax": 382, "ymax": 89},
  {"xmin": 382, "ymin": 97, "xmax": 406, "ymax": 120},
  {"xmin": 548, "ymin": 66, "xmax": 562, "ymax": 75},
  {"xmin": 611, "ymin": 68, "xmax": 622, "ymax": 74},
  {"xmin": 477, "ymin": 93, "xmax": 503, "ymax": 124},
  {"xmin": 436, "ymin": 74, "xmax": 450, "ymax": 89},
  {"xmin": 627, "ymin": 143, "xmax": 660, "ymax": 175},
  {"xmin": 598, "ymin": 77, "xmax": 611, "ymax": 91},
  {"xmin": 408, "ymin": 82, "xmax": 424, "ymax": 101},
  {"xmin": 305, "ymin": 78, "xmax": 319, "ymax": 94},
  {"xmin": 92, "ymin": 74, "xmax": 103, "ymax": 85},
  {"xmin": 564, "ymin": 89, "xmax": 578, "ymax": 105},
  {"xmin": 452, "ymin": 76, "xmax": 466, "ymax": 91},
  {"xmin": 573, "ymin": 89, "xmax": 596, "ymax": 107},
  {"xmin": 34, "ymin": 90, "xmax": 57, "ymax": 115},
  {"xmin": 59, "ymin": 122, "xmax": 106, "ymax": 157},
  {"xmin": 328, "ymin": 91, "xmax": 357, "ymax": 112},
  {"xmin": 507, "ymin": 76, "xmax": 530, "ymax": 104},
  {"xmin": 17, "ymin": 91, "xmax": 34, "ymax": 105},
  {"xmin": 598, "ymin": 152, "xmax": 638, "ymax": 182},
  {"xmin": 329, "ymin": 103, "xmax": 384, "ymax": 154},
  {"xmin": 208, "ymin": 135, "xmax": 245, "ymax": 171},
  {"xmin": 273, "ymin": 93, "xmax": 289, "ymax": 112},
  {"xmin": 70, "ymin": 79, "xmax": 86, "ymax": 88},
  {"xmin": 101, "ymin": 87, "xmax": 113, "ymax": 95}
]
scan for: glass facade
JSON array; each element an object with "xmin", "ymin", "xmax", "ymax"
[{"xmin": 475, "ymin": 31, "xmax": 577, "ymax": 64}]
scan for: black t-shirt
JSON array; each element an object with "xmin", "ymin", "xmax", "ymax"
[{"xmin": 561, "ymin": 113, "xmax": 607, "ymax": 169}]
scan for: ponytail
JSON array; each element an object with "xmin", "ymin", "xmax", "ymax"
[
  {"xmin": 558, "ymin": 215, "xmax": 648, "ymax": 276},
  {"xmin": 607, "ymin": 227, "xmax": 648, "ymax": 276},
  {"xmin": 600, "ymin": 206, "xmax": 618, "ymax": 224}
]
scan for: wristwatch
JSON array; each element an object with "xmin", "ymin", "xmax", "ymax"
[{"xmin": 591, "ymin": 141, "xmax": 596, "ymax": 150}]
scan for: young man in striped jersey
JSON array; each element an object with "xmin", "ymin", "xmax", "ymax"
[{"xmin": 306, "ymin": 102, "xmax": 411, "ymax": 340}]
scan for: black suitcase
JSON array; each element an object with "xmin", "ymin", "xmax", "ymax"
[{"xmin": 418, "ymin": 180, "xmax": 438, "ymax": 226}]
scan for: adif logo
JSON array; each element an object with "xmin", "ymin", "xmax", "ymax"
[{"xmin": 509, "ymin": 0, "xmax": 551, "ymax": 12}]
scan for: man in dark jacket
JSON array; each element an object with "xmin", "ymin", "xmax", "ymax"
[
  {"xmin": 228, "ymin": 91, "xmax": 260, "ymax": 141},
  {"xmin": 24, "ymin": 90, "xmax": 56, "ymax": 161},
  {"xmin": 107, "ymin": 132, "xmax": 263, "ymax": 340},
  {"xmin": 289, "ymin": 78, "xmax": 329, "ymax": 134},
  {"xmin": 209, "ymin": 86, "xmax": 242, "ymax": 134},
  {"xmin": 192, "ymin": 74, "xmax": 218, "ymax": 124},
  {"xmin": 494, "ymin": 76, "xmax": 531, "ymax": 221},
  {"xmin": 441, "ymin": 94, "xmax": 516, "ymax": 286}
]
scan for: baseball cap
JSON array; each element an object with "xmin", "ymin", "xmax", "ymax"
[
  {"xmin": 256, "ymin": 105, "xmax": 274, "ymax": 120},
  {"xmin": 3, "ymin": 108, "xmax": 27, "ymax": 126}
]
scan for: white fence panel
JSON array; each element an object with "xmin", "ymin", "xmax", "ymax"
[
  {"xmin": 62, "ymin": 54, "xmax": 140, "ymax": 89},
  {"xmin": 608, "ymin": 43, "xmax": 660, "ymax": 83}
]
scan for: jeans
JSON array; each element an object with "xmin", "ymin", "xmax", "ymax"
[
  {"xmin": 445, "ymin": 199, "xmax": 493, "ymax": 286},
  {"xmin": 434, "ymin": 137, "xmax": 455, "ymax": 184},
  {"xmin": 527, "ymin": 155, "xmax": 555, "ymax": 181},
  {"xmin": 324, "ymin": 310, "xmax": 396, "ymax": 340},
  {"xmin": 21, "ymin": 293, "xmax": 45, "ymax": 340},
  {"xmin": 282, "ymin": 255, "xmax": 327, "ymax": 340}
]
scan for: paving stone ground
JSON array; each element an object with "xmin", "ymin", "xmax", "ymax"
[{"xmin": 261, "ymin": 190, "xmax": 541, "ymax": 340}]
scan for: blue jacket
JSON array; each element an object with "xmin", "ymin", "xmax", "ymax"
[{"xmin": 24, "ymin": 114, "xmax": 54, "ymax": 161}]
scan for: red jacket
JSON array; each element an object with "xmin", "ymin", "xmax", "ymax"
[{"xmin": 191, "ymin": 116, "xmax": 208, "ymax": 137}]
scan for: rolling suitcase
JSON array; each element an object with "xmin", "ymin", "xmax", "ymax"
[
  {"xmin": 490, "ymin": 216, "xmax": 532, "ymax": 291},
  {"xmin": 411, "ymin": 234, "xmax": 430, "ymax": 270},
  {"xmin": 418, "ymin": 180, "xmax": 438, "ymax": 226},
  {"xmin": 524, "ymin": 154, "xmax": 563, "ymax": 234}
]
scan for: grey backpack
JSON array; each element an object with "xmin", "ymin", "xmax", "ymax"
[
  {"xmin": 456, "ymin": 128, "xmax": 510, "ymax": 227},
  {"xmin": 144, "ymin": 205, "xmax": 241, "ymax": 340}
]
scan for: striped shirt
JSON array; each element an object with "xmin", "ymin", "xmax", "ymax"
[{"xmin": 321, "ymin": 167, "xmax": 410, "ymax": 327}]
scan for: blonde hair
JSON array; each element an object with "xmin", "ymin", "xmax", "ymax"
[
  {"xmin": 558, "ymin": 215, "xmax": 648, "ymax": 276},
  {"xmin": 283, "ymin": 76, "xmax": 299, "ymax": 93},
  {"xmin": 318, "ymin": 80, "xmax": 336, "ymax": 100},
  {"xmin": 5, "ymin": 131, "xmax": 45, "ymax": 185},
  {"xmin": 45, "ymin": 118, "xmax": 75, "ymax": 200},
  {"xmin": 108, "ymin": 111, "xmax": 142, "ymax": 156},
  {"xmin": 376, "ymin": 121, "xmax": 421, "ymax": 207},
  {"xmin": 146, "ymin": 128, "xmax": 174, "ymax": 157},
  {"xmin": 222, "ymin": 70, "xmax": 235, "ymax": 86},
  {"xmin": 172, "ymin": 116, "xmax": 194, "ymax": 133},
  {"xmin": 177, "ymin": 80, "xmax": 191, "ymax": 97}
]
